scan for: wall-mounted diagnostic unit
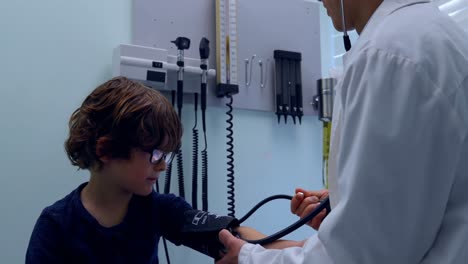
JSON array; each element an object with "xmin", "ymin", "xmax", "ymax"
[{"xmin": 120, "ymin": 0, "xmax": 322, "ymax": 115}]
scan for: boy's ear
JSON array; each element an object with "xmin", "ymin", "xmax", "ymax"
[{"xmin": 96, "ymin": 136, "xmax": 113, "ymax": 163}]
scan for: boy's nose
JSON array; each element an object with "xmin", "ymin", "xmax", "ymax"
[{"xmin": 153, "ymin": 161, "xmax": 166, "ymax": 171}]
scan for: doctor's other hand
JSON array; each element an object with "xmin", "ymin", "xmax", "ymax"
[
  {"xmin": 216, "ymin": 229, "xmax": 246, "ymax": 264},
  {"xmin": 291, "ymin": 188, "xmax": 329, "ymax": 230}
]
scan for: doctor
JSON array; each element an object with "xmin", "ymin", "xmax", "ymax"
[{"xmin": 217, "ymin": 0, "xmax": 468, "ymax": 263}]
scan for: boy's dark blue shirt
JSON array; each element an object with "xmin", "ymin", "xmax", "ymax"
[{"xmin": 26, "ymin": 182, "xmax": 191, "ymax": 264}]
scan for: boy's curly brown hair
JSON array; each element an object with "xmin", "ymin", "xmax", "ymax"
[{"xmin": 64, "ymin": 76, "xmax": 182, "ymax": 170}]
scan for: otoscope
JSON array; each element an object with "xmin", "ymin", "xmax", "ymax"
[
  {"xmin": 171, "ymin": 36, "xmax": 191, "ymax": 199},
  {"xmin": 171, "ymin": 37, "xmax": 191, "ymax": 118}
]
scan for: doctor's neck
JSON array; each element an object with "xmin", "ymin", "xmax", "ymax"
[{"xmin": 348, "ymin": 0, "xmax": 383, "ymax": 34}]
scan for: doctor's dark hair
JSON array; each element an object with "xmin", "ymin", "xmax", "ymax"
[{"xmin": 64, "ymin": 76, "xmax": 182, "ymax": 170}]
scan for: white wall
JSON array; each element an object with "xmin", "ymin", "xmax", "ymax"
[{"xmin": 0, "ymin": 0, "xmax": 133, "ymax": 262}]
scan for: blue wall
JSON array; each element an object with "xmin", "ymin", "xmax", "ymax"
[{"xmin": 0, "ymin": 1, "xmax": 324, "ymax": 263}]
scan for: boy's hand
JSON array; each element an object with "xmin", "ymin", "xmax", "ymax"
[
  {"xmin": 290, "ymin": 188, "xmax": 329, "ymax": 230},
  {"xmin": 233, "ymin": 226, "xmax": 266, "ymax": 241}
]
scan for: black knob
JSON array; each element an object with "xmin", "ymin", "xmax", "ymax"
[
  {"xmin": 171, "ymin": 37, "xmax": 191, "ymax": 50},
  {"xmin": 199, "ymin": 37, "xmax": 210, "ymax": 60}
]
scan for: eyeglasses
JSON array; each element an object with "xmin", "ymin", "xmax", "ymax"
[{"xmin": 149, "ymin": 149, "xmax": 176, "ymax": 166}]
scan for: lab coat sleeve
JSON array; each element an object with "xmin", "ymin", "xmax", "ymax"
[{"xmin": 238, "ymin": 48, "xmax": 463, "ymax": 264}]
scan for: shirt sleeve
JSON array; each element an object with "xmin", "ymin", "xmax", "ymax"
[
  {"xmin": 239, "ymin": 48, "xmax": 463, "ymax": 263},
  {"xmin": 26, "ymin": 208, "xmax": 65, "ymax": 264},
  {"xmin": 152, "ymin": 193, "xmax": 192, "ymax": 245}
]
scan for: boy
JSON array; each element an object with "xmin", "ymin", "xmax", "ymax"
[{"xmin": 26, "ymin": 77, "xmax": 238, "ymax": 263}]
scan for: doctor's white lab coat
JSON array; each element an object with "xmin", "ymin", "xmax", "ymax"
[{"xmin": 239, "ymin": 1, "xmax": 468, "ymax": 263}]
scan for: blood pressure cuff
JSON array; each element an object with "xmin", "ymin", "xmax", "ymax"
[{"xmin": 178, "ymin": 209, "xmax": 240, "ymax": 260}]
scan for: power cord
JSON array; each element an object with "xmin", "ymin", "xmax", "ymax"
[
  {"xmin": 225, "ymin": 94, "xmax": 235, "ymax": 217},
  {"xmin": 191, "ymin": 93, "xmax": 199, "ymax": 209},
  {"xmin": 164, "ymin": 90, "xmax": 176, "ymax": 195}
]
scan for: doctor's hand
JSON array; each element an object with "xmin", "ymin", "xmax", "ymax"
[
  {"xmin": 216, "ymin": 229, "xmax": 246, "ymax": 264},
  {"xmin": 291, "ymin": 188, "xmax": 329, "ymax": 230}
]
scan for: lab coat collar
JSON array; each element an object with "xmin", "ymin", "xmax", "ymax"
[{"xmin": 343, "ymin": 0, "xmax": 431, "ymax": 65}]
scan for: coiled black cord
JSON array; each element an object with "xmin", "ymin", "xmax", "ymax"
[
  {"xmin": 201, "ymin": 134, "xmax": 208, "ymax": 212},
  {"xmin": 226, "ymin": 94, "xmax": 235, "ymax": 217},
  {"xmin": 201, "ymin": 82, "xmax": 209, "ymax": 212},
  {"xmin": 175, "ymin": 83, "xmax": 185, "ymax": 199},
  {"xmin": 164, "ymin": 165, "xmax": 172, "ymax": 194},
  {"xmin": 177, "ymin": 149, "xmax": 185, "ymax": 199},
  {"xmin": 191, "ymin": 93, "xmax": 199, "ymax": 209},
  {"xmin": 164, "ymin": 91, "xmax": 176, "ymax": 195}
]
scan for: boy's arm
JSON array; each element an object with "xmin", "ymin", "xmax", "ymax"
[
  {"xmin": 235, "ymin": 226, "xmax": 305, "ymax": 249},
  {"xmin": 26, "ymin": 210, "xmax": 64, "ymax": 263}
]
